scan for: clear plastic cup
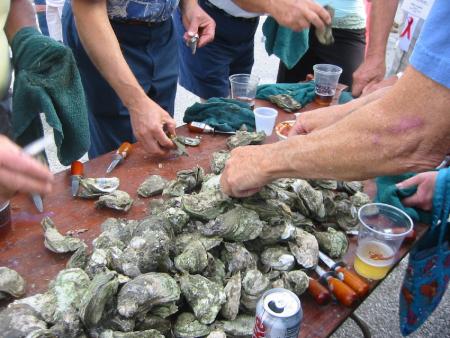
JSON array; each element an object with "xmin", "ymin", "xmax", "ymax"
[
  {"xmin": 354, "ymin": 203, "xmax": 413, "ymax": 280},
  {"xmin": 229, "ymin": 74, "xmax": 260, "ymax": 109},
  {"xmin": 313, "ymin": 64, "xmax": 343, "ymax": 106},
  {"xmin": 254, "ymin": 107, "xmax": 278, "ymax": 136}
]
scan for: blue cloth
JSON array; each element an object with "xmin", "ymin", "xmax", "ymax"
[
  {"xmin": 107, "ymin": 0, "xmax": 179, "ymax": 22},
  {"xmin": 174, "ymin": 0, "xmax": 259, "ymax": 99},
  {"xmin": 62, "ymin": 2, "xmax": 178, "ymax": 158},
  {"xmin": 410, "ymin": 0, "xmax": 450, "ymax": 89}
]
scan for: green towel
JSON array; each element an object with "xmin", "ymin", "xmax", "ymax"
[
  {"xmin": 11, "ymin": 27, "xmax": 89, "ymax": 166},
  {"xmin": 262, "ymin": 17, "xmax": 309, "ymax": 70},
  {"xmin": 256, "ymin": 81, "xmax": 316, "ymax": 107},
  {"xmin": 183, "ymin": 98, "xmax": 255, "ymax": 132},
  {"xmin": 338, "ymin": 91, "xmax": 354, "ymax": 104},
  {"xmin": 375, "ymin": 174, "xmax": 431, "ymax": 224}
]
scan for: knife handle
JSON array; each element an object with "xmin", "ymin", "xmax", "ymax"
[
  {"xmin": 71, "ymin": 161, "xmax": 84, "ymax": 176},
  {"xmin": 336, "ymin": 267, "xmax": 369, "ymax": 298},
  {"xmin": 326, "ymin": 276, "xmax": 358, "ymax": 307},
  {"xmin": 308, "ymin": 278, "xmax": 331, "ymax": 305},
  {"xmin": 117, "ymin": 142, "xmax": 132, "ymax": 158}
]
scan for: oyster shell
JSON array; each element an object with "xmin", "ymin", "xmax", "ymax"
[
  {"xmin": 96, "ymin": 190, "xmax": 133, "ymax": 212},
  {"xmin": 161, "ymin": 207, "xmax": 189, "ymax": 234},
  {"xmin": 289, "ymin": 229, "xmax": 319, "ymax": 269},
  {"xmin": 335, "ymin": 199, "xmax": 358, "ymax": 231},
  {"xmin": 135, "ymin": 314, "xmax": 171, "ymax": 334},
  {"xmin": 203, "ymin": 255, "xmax": 226, "ymax": 287},
  {"xmin": 173, "ymin": 312, "xmax": 210, "ymax": 338},
  {"xmin": 350, "ymin": 191, "xmax": 371, "ymax": 208},
  {"xmin": 260, "ymin": 246, "xmax": 296, "ymax": 272},
  {"xmin": 0, "ymin": 267, "xmax": 26, "ymax": 299},
  {"xmin": 240, "ymin": 269, "xmax": 270, "ymax": 312},
  {"xmin": 226, "ymin": 130, "xmax": 266, "ymax": 149},
  {"xmin": 176, "ymin": 135, "xmax": 201, "ymax": 147},
  {"xmin": 207, "ymin": 329, "xmax": 227, "ymax": 338},
  {"xmin": 182, "ymin": 190, "xmax": 232, "ymax": 221},
  {"xmin": 174, "ymin": 240, "xmax": 209, "ymax": 274},
  {"xmin": 292, "ymin": 179, "xmax": 326, "ymax": 220},
  {"xmin": 0, "ymin": 304, "xmax": 47, "ymax": 337},
  {"xmin": 150, "ymin": 302, "xmax": 179, "ymax": 319},
  {"xmin": 221, "ymin": 243, "xmax": 257, "ymax": 274},
  {"xmin": 99, "ymin": 329, "xmax": 164, "ymax": 338},
  {"xmin": 137, "ymin": 175, "xmax": 168, "ymax": 198},
  {"xmin": 174, "ymin": 232, "xmax": 222, "ymax": 256},
  {"xmin": 314, "ymin": 227, "xmax": 349, "ymax": 258},
  {"xmin": 66, "ymin": 244, "xmax": 89, "ymax": 270},
  {"xmin": 77, "ymin": 177, "xmax": 120, "ymax": 199},
  {"xmin": 210, "ymin": 150, "xmax": 230, "ymax": 175},
  {"xmin": 268, "ymin": 94, "xmax": 302, "ymax": 112},
  {"xmin": 41, "ymin": 217, "xmax": 84, "ymax": 253},
  {"xmin": 171, "ymin": 135, "xmax": 189, "ymax": 157},
  {"xmin": 338, "ymin": 181, "xmax": 363, "ymax": 195},
  {"xmin": 220, "ymin": 272, "xmax": 241, "ymax": 320},
  {"xmin": 85, "ymin": 248, "xmax": 111, "ymax": 278},
  {"xmin": 48, "ymin": 308, "xmax": 83, "ymax": 338},
  {"xmin": 180, "ymin": 274, "xmax": 226, "ymax": 324},
  {"xmin": 25, "ymin": 329, "xmax": 55, "ymax": 338},
  {"xmin": 117, "ymin": 273, "xmax": 180, "ymax": 318},
  {"xmin": 242, "ymin": 197, "xmax": 292, "ymax": 224},
  {"xmin": 309, "ymin": 179, "xmax": 338, "ymax": 190},
  {"xmin": 163, "ymin": 166, "xmax": 204, "ymax": 197},
  {"xmin": 222, "ymin": 314, "xmax": 255, "ymax": 337},
  {"xmin": 13, "ymin": 292, "xmax": 56, "ymax": 324},
  {"xmin": 315, "ymin": 5, "xmax": 334, "ymax": 45},
  {"xmin": 283, "ymin": 270, "xmax": 309, "ymax": 295}
]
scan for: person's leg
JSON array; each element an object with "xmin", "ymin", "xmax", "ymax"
[{"xmin": 46, "ymin": 5, "xmax": 63, "ymax": 42}]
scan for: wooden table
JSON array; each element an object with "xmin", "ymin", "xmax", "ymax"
[{"xmin": 0, "ymin": 92, "xmax": 428, "ymax": 337}]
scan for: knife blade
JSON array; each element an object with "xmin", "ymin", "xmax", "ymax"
[
  {"xmin": 31, "ymin": 193, "xmax": 44, "ymax": 213},
  {"xmin": 106, "ymin": 142, "xmax": 132, "ymax": 174},
  {"xmin": 70, "ymin": 161, "xmax": 84, "ymax": 197}
]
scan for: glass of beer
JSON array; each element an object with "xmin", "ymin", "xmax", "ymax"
[
  {"xmin": 354, "ymin": 203, "xmax": 413, "ymax": 280},
  {"xmin": 229, "ymin": 74, "xmax": 260, "ymax": 109},
  {"xmin": 313, "ymin": 64, "xmax": 343, "ymax": 106}
]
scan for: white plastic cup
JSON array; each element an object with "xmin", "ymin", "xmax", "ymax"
[
  {"xmin": 229, "ymin": 74, "xmax": 260, "ymax": 108},
  {"xmin": 313, "ymin": 64, "xmax": 343, "ymax": 106},
  {"xmin": 254, "ymin": 107, "xmax": 278, "ymax": 136}
]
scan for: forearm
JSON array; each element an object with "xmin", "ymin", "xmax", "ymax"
[
  {"xmin": 72, "ymin": 0, "xmax": 148, "ymax": 110},
  {"xmin": 269, "ymin": 67, "xmax": 450, "ymax": 180},
  {"xmin": 5, "ymin": 0, "xmax": 37, "ymax": 42}
]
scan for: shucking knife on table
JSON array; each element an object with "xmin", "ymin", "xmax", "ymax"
[
  {"xmin": 70, "ymin": 161, "xmax": 84, "ymax": 197},
  {"xmin": 315, "ymin": 265, "xmax": 358, "ymax": 307},
  {"xmin": 106, "ymin": 142, "xmax": 132, "ymax": 174}
]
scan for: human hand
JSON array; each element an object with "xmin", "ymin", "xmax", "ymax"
[
  {"xmin": 288, "ymin": 106, "xmax": 346, "ymax": 137},
  {"xmin": 0, "ymin": 135, "xmax": 53, "ymax": 200},
  {"xmin": 396, "ymin": 172, "xmax": 438, "ymax": 211},
  {"xmin": 268, "ymin": 0, "xmax": 331, "ymax": 32},
  {"xmin": 128, "ymin": 97, "xmax": 177, "ymax": 156},
  {"xmin": 361, "ymin": 75, "xmax": 397, "ymax": 96},
  {"xmin": 220, "ymin": 145, "xmax": 272, "ymax": 197},
  {"xmin": 181, "ymin": 2, "xmax": 215, "ymax": 47},
  {"xmin": 352, "ymin": 56, "xmax": 386, "ymax": 97}
]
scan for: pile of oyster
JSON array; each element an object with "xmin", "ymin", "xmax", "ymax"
[{"xmin": 0, "ymin": 135, "xmax": 371, "ymax": 338}]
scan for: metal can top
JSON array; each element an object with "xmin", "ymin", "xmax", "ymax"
[{"xmin": 263, "ymin": 288, "xmax": 301, "ymax": 318}]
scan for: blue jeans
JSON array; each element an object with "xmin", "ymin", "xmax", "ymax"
[{"xmin": 62, "ymin": 3, "xmax": 179, "ymax": 158}]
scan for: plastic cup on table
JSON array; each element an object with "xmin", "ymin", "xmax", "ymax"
[
  {"xmin": 253, "ymin": 107, "xmax": 278, "ymax": 136},
  {"xmin": 313, "ymin": 64, "xmax": 343, "ymax": 106},
  {"xmin": 354, "ymin": 203, "xmax": 413, "ymax": 280},
  {"xmin": 229, "ymin": 74, "xmax": 260, "ymax": 109}
]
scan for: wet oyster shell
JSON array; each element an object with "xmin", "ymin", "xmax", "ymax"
[
  {"xmin": 137, "ymin": 175, "xmax": 168, "ymax": 198},
  {"xmin": 242, "ymin": 197, "xmax": 292, "ymax": 224},
  {"xmin": 350, "ymin": 191, "xmax": 371, "ymax": 208},
  {"xmin": 96, "ymin": 190, "xmax": 133, "ymax": 212},
  {"xmin": 163, "ymin": 166, "xmax": 204, "ymax": 197},
  {"xmin": 210, "ymin": 150, "xmax": 230, "ymax": 174},
  {"xmin": 41, "ymin": 217, "xmax": 84, "ymax": 253},
  {"xmin": 203, "ymin": 255, "xmax": 226, "ymax": 287},
  {"xmin": 13, "ymin": 292, "xmax": 56, "ymax": 324},
  {"xmin": 174, "ymin": 232, "xmax": 222, "ymax": 256},
  {"xmin": 338, "ymin": 181, "xmax": 363, "ymax": 195},
  {"xmin": 335, "ymin": 199, "xmax": 358, "ymax": 231},
  {"xmin": 292, "ymin": 179, "xmax": 326, "ymax": 220},
  {"xmin": 314, "ymin": 227, "xmax": 349, "ymax": 258},
  {"xmin": 268, "ymin": 94, "xmax": 302, "ymax": 112},
  {"xmin": 117, "ymin": 273, "xmax": 180, "ymax": 318},
  {"xmin": 220, "ymin": 272, "xmax": 241, "ymax": 320},
  {"xmin": 0, "ymin": 304, "xmax": 47, "ymax": 338},
  {"xmin": 135, "ymin": 314, "xmax": 171, "ymax": 334},
  {"xmin": 99, "ymin": 329, "xmax": 164, "ymax": 338},
  {"xmin": 77, "ymin": 177, "xmax": 120, "ymax": 199},
  {"xmin": 173, "ymin": 312, "xmax": 210, "ymax": 338},
  {"xmin": 240, "ymin": 269, "xmax": 270, "ymax": 312},
  {"xmin": 221, "ymin": 243, "xmax": 257, "ymax": 274},
  {"xmin": 0, "ymin": 267, "xmax": 26, "ymax": 299},
  {"xmin": 161, "ymin": 207, "xmax": 189, "ymax": 234},
  {"xmin": 182, "ymin": 190, "xmax": 232, "ymax": 221},
  {"xmin": 226, "ymin": 130, "xmax": 266, "ymax": 149},
  {"xmin": 207, "ymin": 329, "xmax": 227, "ymax": 338},
  {"xmin": 260, "ymin": 246, "xmax": 296, "ymax": 272},
  {"xmin": 283, "ymin": 270, "xmax": 309, "ymax": 296},
  {"xmin": 49, "ymin": 308, "xmax": 83, "ymax": 338},
  {"xmin": 180, "ymin": 274, "xmax": 226, "ymax": 324},
  {"xmin": 85, "ymin": 248, "xmax": 111, "ymax": 278},
  {"xmin": 66, "ymin": 244, "xmax": 89, "ymax": 270},
  {"xmin": 289, "ymin": 229, "xmax": 319, "ymax": 269},
  {"xmin": 171, "ymin": 135, "xmax": 189, "ymax": 157},
  {"xmin": 174, "ymin": 240, "xmax": 209, "ymax": 274},
  {"xmin": 222, "ymin": 314, "xmax": 255, "ymax": 337},
  {"xmin": 149, "ymin": 302, "xmax": 179, "ymax": 319}
]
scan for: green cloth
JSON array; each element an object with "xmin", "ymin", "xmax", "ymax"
[
  {"xmin": 262, "ymin": 17, "xmax": 309, "ymax": 70},
  {"xmin": 338, "ymin": 91, "xmax": 354, "ymax": 104},
  {"xmin": 183, "ymin": 98, "xmax": 255, "ymax": 132},
  {"xmin": 256, "ymin": 81, "xmax": 316, "ymax": 107},
  {"xmin": 375, "ymin": 174, "xmax": 431, "ymax": 224},
  {"xmin": 11, "ymin": 27, "xmax": 89, "ymax": 166}
]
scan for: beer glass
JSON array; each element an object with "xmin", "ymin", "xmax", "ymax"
[
  {"xmin": 313, "ymin": 64, "xmax": 342, "ymax": 106},
  {"xmin": 229, "ymin": 74, "xmax": 260, "ymax": 109}
]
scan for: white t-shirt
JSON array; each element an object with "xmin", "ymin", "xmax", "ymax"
[
  {"xmin": 46, "ymin": 0, "xmax": 65, "ymax": 7},
  {"xmin": 209, "ymin": 0, "xmax": 260, "ymax": 18}
]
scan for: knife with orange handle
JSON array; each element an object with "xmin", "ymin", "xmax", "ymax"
[
  {"xmin": 308, "ymin": 277, "xmax": 331, "ymax": 305},
  {"xmin": 106, "ymin": 142, "xmax": 132, "ymax": 174},
  {"xmin": 70, "ymin": 161, "xmax": 84, "ymax": 197},
  {"xmin": 315, "ymin": 265, "xmax": 358, "ymax": 307},
  {"xmin": 319, "ymin": 251, "xmax": 370, "ymax": 298}
]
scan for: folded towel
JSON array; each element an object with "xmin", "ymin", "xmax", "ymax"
[
  {"xmin": 183, "ymin": 97, "xmax": 255, "ymax": 132},
  {"xmin": 256, "ymin": 81, "xmax": 316, "ymax": 107},
  {"xmin": 11, "ymin": 27, "xmax": 89, "ymax": 166}
]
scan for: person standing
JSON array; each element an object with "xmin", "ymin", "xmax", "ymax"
[{"xmin": 46, "ymin": 0, "xmax": 64, "ymax": 41}]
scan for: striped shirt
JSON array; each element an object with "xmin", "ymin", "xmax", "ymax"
[{"xmin": 107, "ymin": 0, "xmax": 179, "ymax": 22}]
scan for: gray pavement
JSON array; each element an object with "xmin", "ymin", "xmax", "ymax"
[{"xmin": 42, "ymin": 16, "xmax": 449, "ymax": 338}]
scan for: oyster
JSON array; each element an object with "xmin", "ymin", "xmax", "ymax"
[
  {"xmin": 182, "ymin": 190, "xmax": 232, "ymax": 221},
  {"xmin": 13, "ymin": 292, "xmax": 56, "ymax": 324},
  {"xmin": 137, "ymin": 175, "xmax": 168, "ymax": 198},
  {"xmin": 135, "ymin": 314, "xmax": 171, "ymax": 334},
  {"xmin": 268, "ymin": 94, "xmax": 302, "ymax": 112},
  {"xmin": 309, "ymin": 179, "xmax": 338, "ymax": 190},
  {"xmin": 177, "ymin": 135, "xmax": 202, "ymax": 147},
  {"xmin": 221, "ymin": 272, "xmax": 241, "ymax": 320},
  {"xmin": 25, "ymin": 329, "xmax": 55, "ymax": 338},
  {"xmin": 314, "ymin": 227, "xmax": 349, "ymax": 258},
  {"xmin": 41, "ymin": 217, "xmax": 84, "ymax": 253},
  {"xmin": 79, "ymin": 271, "xmax": 119, "ymax": 327},
  {"xmin": 315, "ymin": 5, "xmax": 334, "ymax": 45},
  {"xmin": 292, "ymin": 179, "xmax": 326, "ymax": 220},
  {"xmin": 226, "ymin": 130, "xmax": 266, "ymax": 149},
  {"xmin": 350, "ymin": 191, "xmax": 371, "ymax": 208},
  {"xmin": 260, "ymin": 246, "xmax": 296, "ymax": 272},
  {"xmin": 117, "ymin": 273, "xmax": 180, "ymax": 318},
  {"xmin": 174, "ymin": 240, "xmax": 209, "ymax": 274},
  {"xmin": 0, "ymin": 304, "xmax": 47, "ymax": 337},
  {"xmin": 240, "ymin": 269, "xmax": 270, "ymax": 312},
  {"xmin": 163, "ymin": 166, "xmax": 204, "ymax": 197},
  {"xmin": 96, "ymin": 190, "xmax": 133, "ymax": 212},
  {"xmin": 161, "ymin": 207, "xmax": 189, "ymax": 234},
  {"xmin": 150, "ymin": 302, "xmax": 179, "ymax": 319},
  {"xmin": 338, "ymin": 181, "xmax": 363, "ymax": 195},
  {"xmin": 171, "ymin": 135, "xmax": 189, "ymax": 157},
  {"xmin": 199, "ymin": 205, "xmax": 263, "ymax": 242},
  {"xmin": 222, "ymin": 314, "xmax": 255, "ymax": 337},
  {"xmin": 0, "ymin": 267, "xmax": 26, "ymax": 299},
  {"xmin": 242, "ymin": 197, "xmax": 292, "ymax": 224},
  {"xmin": 203, "ymin": 255, "xmax": 226, "ymax": 286},
  {"xmin": 221, "ymin": 243, "xmax": 257, "ymax": 274},
  {"xmin": 180, "ymin": 274, "xmax": 226, "ymax": 324},
  {"xmin": 77, "ymin": 177, "xmax": 120, "ymax": 199},
  {"xmin": 207, "ymin": 329, "xmax": 227, "ymax": 338},
  {"xmin": 66, "ymin": 244, "xmax": 89, "ymax": 269},
  {"xmin": 173, "ymin": 312, "xmax": 210, "ymax": 338},
  {"xmin": 85, "ymin": 248, "xmax": 111, "ymax": 277},
  {"xmin": 174, "ymin": 232, "xmax": 222, "ymax": 256},
  {"xmin": 210, "ymin": 150, "xmax": 230, "ymax": 174},
  {"xmin": 49, "ymin": 308, "xmax": 83, "ymax": 338},
  {"xmin": 99, "ymin": 330, "xmax": 164, "ymax": 338},
  {"xmin": 283, "ymin": 270, "xmax": 309, "ymax": 296},
  {"xmin": 289, "ymin": 229, "xmax": 319, "ymax": 269},
  {"xmin": 335, "ymin": 199, "xmax": 358, "ymax": 231}
]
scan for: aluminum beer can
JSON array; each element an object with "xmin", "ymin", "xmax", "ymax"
[{"xmin": 253, "ymin": 288, "xmax": 302, "ymax": 338}]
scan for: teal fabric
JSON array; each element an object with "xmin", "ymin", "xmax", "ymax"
[
  {"xmin": 256, "ymin": 81, "xmax": 316, "ymax": 107},
  {"xmin": 375, "ymin": 174, "xmax": 431, "ymax": 224},
  {"xmin": 338, "ymin": 91, "xmax": 354, "ymax": 104},
  {"xmin": 262, "ymin": 17, "xmax": 309, "ymax": 70},
  {"xmin": 183, "ymin": 98, "xmax": 255, "ymax": 132},
  {"xmin": 11, "ymin": 27, "xmax": 89, "ymax": 166}
]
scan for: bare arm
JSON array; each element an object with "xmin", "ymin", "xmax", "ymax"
[
  {"xmin": 5, "ymin": 0, "xmax": 37, "ymax": 42},
  {"xmin": 221, "ymin": 67, "xmax": 450, "ymax": 196},
  {"xmin": 233, "ymin": 0, "xmax": 331, "ymax": 31},
  {"xmin": 352, "ymin": 0, "xmax": 399, "ymax": 96}
]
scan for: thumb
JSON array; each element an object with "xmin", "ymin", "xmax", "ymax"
[
  {"xmin": 396, "ymin": 175, "xmax": 421, "ymax": 190},
  {"xmin": 401, "ymin": 194, "xmax": 421, "ymax": 207},
  {"xmin": 351, "ymin": 82, "xmax": 364, "ymax": 97}
]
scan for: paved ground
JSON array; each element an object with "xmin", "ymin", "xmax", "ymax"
[{"xmin": 42, "ymin": 16, "xmax": 449, "ymax": 338}]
